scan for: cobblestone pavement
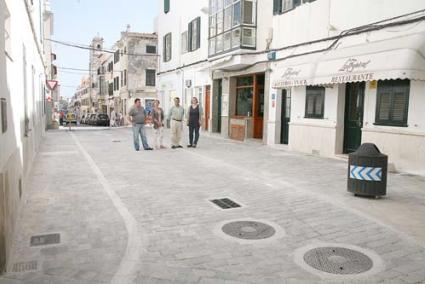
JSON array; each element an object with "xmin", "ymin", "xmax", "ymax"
[{"xmin": 1, "ymin": 127, "xmax": 425, "ymax": 284}]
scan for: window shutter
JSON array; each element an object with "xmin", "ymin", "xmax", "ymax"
[
  {"xmin": 196, "ymin": 17, "xmax": 201, "ymax": 50},
  {"xmin": 163, "ymin": 35, "xmax": 167, "ymax": 62},
  {"xmin": 188, "ymin": 22, "xmax": 193, "ymax": 52},
  {"xmin": 391, "ymin": 91, "xmax": 407, "ymax": 122},
  {"xmin": 273, "ymin": 0, "xmax": 282, "ymax": 14},
  {"xmin": 377, "ymin": 91, "xmax": 391, "ymax": 120},
  {"xmin": 164, "ymin": 0, "xmax": 170, "ymax": 13}
]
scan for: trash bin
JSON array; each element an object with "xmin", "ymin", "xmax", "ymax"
[{"xmin": 348, "ymin": 143, "xmax": 388, "ymax": 197}]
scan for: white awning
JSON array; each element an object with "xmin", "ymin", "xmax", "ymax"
[{"xmin": 272, "ymin": 32, "xmax": 425, "ymax": 88}]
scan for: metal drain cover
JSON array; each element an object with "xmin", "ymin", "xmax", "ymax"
[
  {"xmin": 222, "ymin": 221, "xmax": 275, "ymax": 240},
  {"xmin": 30, "ymin": 233, "xmax": 60, "ymax": 246},
  {"xmin": 303, "ymin": 247, "xmax": 373, "ymax": 274},
  {"xmin": 12, "ymin": 261, "xmax": 38, "ymax": 273}
]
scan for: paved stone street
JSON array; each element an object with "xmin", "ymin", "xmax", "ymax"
[{"xmin": 1, "ymin": 127, "xmax": 425, "ymax": 284}]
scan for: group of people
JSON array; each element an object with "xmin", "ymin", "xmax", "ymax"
[
  {"xmin": 109, "ymin": 110, "xmax": 124, "ymax": 127},
  {"xmin": 128, "ymin": 97, "xmax": 203, "ymax": 151}
]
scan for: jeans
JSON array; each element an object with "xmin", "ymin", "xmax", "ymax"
[
  {"xmin": 132, "ymin": 124, "xmax": 150, "ymax": 150},
  {"xmin": 188, "ymin": 125, "xmax": 200, "ymax": 146}
]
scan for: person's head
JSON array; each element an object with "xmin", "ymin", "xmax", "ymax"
[
  {"xmin": 134, "ymin": 98, "xmax": 141, "ymax": 107},
  {"xmin": 153, "ymin": 100, "xmax": 160, "ymax": 108},
  {"xmin": 174, "ymin": 97, "xmax": 180, "ymax": 107},
  {"xmin": 191, "ymin": 97, "xmax": 198, "ymax": 105}
]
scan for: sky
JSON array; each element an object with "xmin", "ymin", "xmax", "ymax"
[{"xmin": 51, "ymin": 0, "xmax": 158, "ymax": 98}]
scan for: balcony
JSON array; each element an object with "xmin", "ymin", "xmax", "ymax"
[{"xmin": 208, "ymin": 0, "xmax": 256, "ymax": 57}]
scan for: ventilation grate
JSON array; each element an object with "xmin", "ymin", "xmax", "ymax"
[
  {"xmin": 11, "ymin": 261, "xmax": 38, "ymax": 273},
  {"xmin": 30, "ymin": 233, "xmax": 60, "ymax": 247},
  {"xmin": 210, "ymin": 198, "xmax": 241, "ymax": 209}
]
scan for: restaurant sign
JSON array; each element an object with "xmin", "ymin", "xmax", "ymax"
[
  {"xmin": 273, "ymin": 67, "xmax": 308, "ymax": 88},
  {"xmin": 330, "ymin": 58, "xmax": 374, "ymax": 84}
]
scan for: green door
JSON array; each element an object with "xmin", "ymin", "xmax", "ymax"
[
  {"xmin": 280, "ymin": 90, "xmax": 291, "ymax": 144},
  {"xmin": 343, "ymin": 82, "xmax": 365, "ymax": 153}
]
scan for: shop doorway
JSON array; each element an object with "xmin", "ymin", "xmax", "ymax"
[
  {"xmin": 280, "ymin": 89, "xmax": 291, "ymax": 144},
  {"xmin": 204, "ymin": 85, "xmax": 211, "ymax": 131},
  {"xmin": 343, "ymin": 82, "xmax": 365, "ymax": 153},
  {"xmin": 253, "ymin": 74, "xmax": 265, "ymax": 139}
]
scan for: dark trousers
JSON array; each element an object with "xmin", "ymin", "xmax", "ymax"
[{"xmin": 188, "ymin": 125, "xmax": 200, "ymax": 146}]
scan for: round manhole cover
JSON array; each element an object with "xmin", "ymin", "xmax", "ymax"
[
  {"xmin": 222, "ymin": 221, "xmax": 276, "ymax": 240},
  {"xmin": 303, "ymin": 247, "xmax": 373, "ymax": 275}
]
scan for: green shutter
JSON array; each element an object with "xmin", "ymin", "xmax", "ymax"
[
  {"xmin": 164, "ymin": 0, "xmax": 170, "ymax": 13},
  {"xmin": 273, "ymin": 0, "xmax": 282, "ymax": 14},
  {"xmin": 196, "ymin": 17, "xmax": 201, "ymax": 50}
]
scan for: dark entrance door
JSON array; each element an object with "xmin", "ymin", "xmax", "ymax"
[
  {"xmin": 280, "ymin": 89, "xmax": 291, "ymax": 144},
  {"xmin": 213, "ymin": 79, "xmax": 222, "ymax": 133},
  {"xmin": 343, "ymin": 82, "xmax": 365, "ymax": 153}
]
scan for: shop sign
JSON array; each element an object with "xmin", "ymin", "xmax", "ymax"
[
  {"xmin": 330, "ymin": 73, "xmax": 374, "ymax": 84},
  {"xmin": 339, "ymin": 58, "xmax": 371, "ymax": 73},
  {"xmin": 273, "ymin": 67, "xmax": 309, "ymax": 88}
]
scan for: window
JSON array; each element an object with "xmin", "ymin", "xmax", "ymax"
[
  {"xmin": 114, "ymin": 77, "xmax": 119, "ymax": 91},
  {"xmin": 114, "ymin": 50, "xmax": 120, "ymax": 63},
  {"xmin": 146, "ymin": 69, "xmax": 156, "ymax": 86},
  {"xmin": 181, "ymin": 31, "xmax": 188, "ymax": 54},
  {"xmin": 107, "ymin": 62, "xmax": 113, "ymax": 72},
  {"xmin": 208, "ymin": 0, "xmax": 256, "ymax": 56},
  {"xmin": 1, "ymin": 98, "xmax": 7, "ymax": 133},
  {"xmin": 124, "ymin": 69, "xmax": 127, "ymax": 86},
  {"xmin": 163, "ymin": 33, "xmax": 172, "ymax": 62},
  {"xmin": 120, "ymin": 71, "xmax": 124, "ymax": 87},
  {"xmin": 375, "ymin": 79, "xmax": 410, "ymax": 127},
  {"xmin": 164, "ymin": 0, "xmax": 170, "ymax": 13},
  {"xmin": 146, "ymin": 45, "xmax": 157, "ymax": 54},
  {"xmin": 274, "ymin": 0, "xmax": 316, "ymax": 14},
  {"xmin": 188, "ymin": 17, "xmax": 201, "ymax": 52},
  {"xmin": 305, "ymin": 86, "xmax": 325, "ymax": 119}
]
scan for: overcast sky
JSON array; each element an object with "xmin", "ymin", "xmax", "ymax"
[{"xmin": 51, "ymin": 0, "xmax": 158, "ymax": 98}]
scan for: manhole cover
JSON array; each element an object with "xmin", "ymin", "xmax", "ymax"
[
  {"xmin": 30, "ymin": 233, "xmax": 60, "ymax": 246},
  {"xmin": 303, "ymin": 247, "xmax": 373, "ymax": 275},
  {"xmin": 222, "ymin": 221, "xmax": 275, "ymax": 240}
]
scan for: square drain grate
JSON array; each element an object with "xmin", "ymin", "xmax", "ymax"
[
  {"xmin": 30, "ymin": 233, "xmax": 60, "ymax": 247},
  {"xmin": 210, "ymin": 198, "xmax": 241, "ymax": 209},
  {"xmin": 11, "ymin": 261, "xmax": 38, "ymax": 273}
]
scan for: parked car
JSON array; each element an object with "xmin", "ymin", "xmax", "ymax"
[
  {"xmin": 65, "ymin": 113, "xmax": 76, "ymax": 124},
  {"xmin": 82, "ymin": 113, "xmax": 91, "ymax": 124},
  {"xmin": 94, "ymin": 114, "xmax": 110, "ymax": 126},
  {"xmin": 88, "ymin": 114, "xmax": 97, "ymax": 125}
]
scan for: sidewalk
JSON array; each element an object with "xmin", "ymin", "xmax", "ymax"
[{"xmin": 1, "ymin": 127, "xmax": 425, "ymax": 283}]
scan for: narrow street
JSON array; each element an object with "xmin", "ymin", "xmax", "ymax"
[{"xmin": 1, "ymin": 127, "xmax": 425, "ymax": 283}]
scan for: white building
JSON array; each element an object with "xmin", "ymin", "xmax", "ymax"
[
  {"xmin": 157, "ymin": 0, "xmax": 212, "ymax": 129},
  {"xmin": 268, "ymin": 0, "xmax": 425, "ymax": 175},
  {"xmin": 0, "ymin": 0, "xmax": 52, "ymax": 272},
  {"xmin": 157, "ymin": 0, "xmax": 425, "ymax": 175}
]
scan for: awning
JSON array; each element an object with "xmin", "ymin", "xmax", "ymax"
[{"xmin": 273, "ymin": 32, "xmax": 425, "ymax": 88}]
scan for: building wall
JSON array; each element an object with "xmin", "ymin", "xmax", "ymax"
[{"xmin": 0, "ymin": 0, "xmax": 47, "ymax": 272}]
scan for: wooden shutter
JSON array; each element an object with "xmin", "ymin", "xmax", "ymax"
[
  {"xmin": 273, "ymin": 0, "xmax": 282, "ymax": 14},
  {"xmin": 196, "ymin": 17, "xmax": 201, "ymax": 50},
  {"xmin": 188, "ymin": 21, "xmax": 193, "ymax": 52}
]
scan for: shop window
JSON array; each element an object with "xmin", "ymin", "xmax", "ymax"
[
  {"xmin": 305, "ymin": 86, "xmax": 325, "ymax": 119},
  {"xmin": 124, "ymin": 69, "xmax": 127, "ymax": 86},
  {"xmin": 146, "ymin": 69, "xmax": 156, "ymax": 86},
  {"xmin": 188, "ymin": 17, "xmax": 201, "ymax": 52},
  {"xmin": 146, "ymin": 45, "xmax": 157, "ymax": 54},
  {"xmin": 375, "ymin": 79, "xmax": 409, "ymax": 127},
  {"xmin": 164, "ymin": 0, "xmax": 170, "ymax": 13},
  {"xmin": 1, "ymin": 98, "xmax": 7, "ymax": 133},
  {"xmin": 181, "ymin": 31, "xmax": 188, "ymax": 54},
  {"xmin": 236, "ymin": 88, "xmax": 253, "ymax": 116},
  {"xmin": 108, "ymin": 83, "xmax": 113, "ymax": 96},
  {"xmin": 163, "ymin": 33, "xmax": 172, "ymax": 62}
]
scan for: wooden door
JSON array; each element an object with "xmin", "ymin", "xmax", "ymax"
[
  {"xmin": 204, "ymin": 85, "xmax": 211, "ymax": 131},
  {"xmin": 343, "ymin": 82, "xmax": 365, "ymax": 153}
]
